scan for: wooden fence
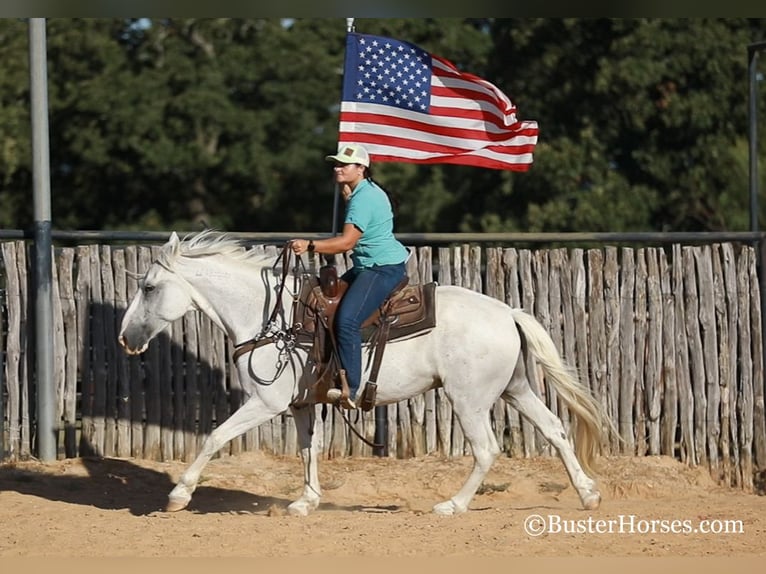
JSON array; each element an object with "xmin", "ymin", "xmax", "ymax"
[{"xmin": 2, "ymin": 240, "xmax": 766, "ymax": 490}]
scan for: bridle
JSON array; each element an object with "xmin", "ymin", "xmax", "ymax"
[
  {"xmin": 228, "ymin": 244, "xmax": 384, "ymax": 449},
  {"xmin": 231, "ymin": 245, "xmax": 302, "ymax": 376}
]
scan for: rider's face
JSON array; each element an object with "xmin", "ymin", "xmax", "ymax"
[{"xmin": 332, "ymin": 162, "xmax": 365, "ymax": 188}]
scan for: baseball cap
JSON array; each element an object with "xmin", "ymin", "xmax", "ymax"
[{"xmin": 325, "ymin": 143, "xmax": 370, "ymax": 167}]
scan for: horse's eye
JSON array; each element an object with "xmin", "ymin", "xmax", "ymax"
[{"xmin": 143, "ymin": 284, "xmax": 156, "ymax": 294}]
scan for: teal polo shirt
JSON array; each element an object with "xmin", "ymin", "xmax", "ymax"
[{"xmin": 345, "ymin": 179, "xmax": 408, "ymax": 268}]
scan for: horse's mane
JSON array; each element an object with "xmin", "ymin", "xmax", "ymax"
[{"xmin": 157, "ymin": 230, "xmax": 276, "ymax": 269}]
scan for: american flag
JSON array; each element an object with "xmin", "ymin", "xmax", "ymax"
[{"xmin": 338, "ymin": 32, "xmax": 538, "ymax": 171}]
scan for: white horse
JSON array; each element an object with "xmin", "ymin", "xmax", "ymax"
[{"xmin": 118, "ymin": 230, "xmax": 610, "ymax": 516}]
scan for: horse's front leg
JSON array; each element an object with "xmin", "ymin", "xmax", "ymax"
[
  {"xmin": 286, "ymin": 404, "xmax": 323, "ymax": 516},
  {"xmin": 167, "ymin": 395, "xmax": 284, "ymax": 512}
]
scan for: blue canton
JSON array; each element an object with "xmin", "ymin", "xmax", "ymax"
[{"xmin": 342, "ymin": 33, "xmax": 433, "ymax": 114}]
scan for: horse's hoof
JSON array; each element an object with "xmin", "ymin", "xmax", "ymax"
[
  {"xmin": 287, "ymin": 503, "xmax": 309, "ymax": 517},
  {"xmin": 433, "ymin": 499, "xmax": 465, "ymax": 516},
  {"xmin": 287, "ymin": 498, "xmax": 318, "ymax": 517},
  {"xmin": 582, "ymin": 491, "xmax": 601, "ymax": 510},
  {"xmin": 166, "ymin": 495, "xmax": 190, "ymax": 512}
]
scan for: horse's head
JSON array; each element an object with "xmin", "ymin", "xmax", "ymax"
[{"xmin": 118, "ymin": 232, "xmax": 195, "ymax": 354}]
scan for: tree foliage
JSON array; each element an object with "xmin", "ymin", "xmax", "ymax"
[{"xmin": 1, "ymin": 18, "xmax": 765, "ymax": 233}]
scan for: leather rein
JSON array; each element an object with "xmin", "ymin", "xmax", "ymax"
[
  {"xmin": 232, "ymin": 245, "xmax": 300, "ymax": 365},
  {"xmin": 229, "ymin": 245, "xmax": 384, "ymax": 450}
]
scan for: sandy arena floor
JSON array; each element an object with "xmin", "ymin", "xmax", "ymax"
[{"xmin": 1, "ymin": 450, "xmax": 764, "ymax": 557}]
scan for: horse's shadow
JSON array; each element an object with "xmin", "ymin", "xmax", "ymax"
[
  {"xmin": 1, "ymin": 456, "xmax": 564, "ymax": 517},
  {"xmin": 0, "ymin": 456, "xmax": 291, "ymax": 516}
]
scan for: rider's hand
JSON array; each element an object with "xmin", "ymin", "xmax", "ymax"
[{"xmin": 291, "ymin": 239, "xmax": 309, "ymax": 255}]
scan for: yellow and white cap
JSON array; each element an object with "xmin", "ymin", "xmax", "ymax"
[{"xmin": 325, "ymin": 143, "xmax": 370, "ymax": 167}]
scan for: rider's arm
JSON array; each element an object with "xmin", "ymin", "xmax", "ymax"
[{"xmin": 291, "ymin": 223, "xmax": 361, "ymax": 256}]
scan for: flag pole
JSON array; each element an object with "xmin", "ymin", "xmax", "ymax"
[
  {"xmin": 340, "ymin": 18, "xmax": 389, "ymax": 458},
  {"xmin": 330, "ymin": 18, "xmax": 355, "ymax": 239},
  {"xmin": 333, "ymin": 18, "xmax": 388, "ymax": 457}
]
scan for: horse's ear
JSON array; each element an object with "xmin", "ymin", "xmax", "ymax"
[{"xmin": 166, "ymin": 232, "xmax": 181, "ymax": 257}]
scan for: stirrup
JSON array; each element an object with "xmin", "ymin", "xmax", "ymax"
[{"xmin": 326, "ymin": 388, "xmax": 357, "ymax": 410}]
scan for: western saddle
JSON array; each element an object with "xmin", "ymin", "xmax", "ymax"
[{"xmin": 294, "ymin": 265, "xmax": 437, "ymax": 411}]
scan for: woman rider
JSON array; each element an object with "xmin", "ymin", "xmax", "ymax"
[{"xmin": 290, "ymin": 143, "xmax": 408, "ymax": 409}]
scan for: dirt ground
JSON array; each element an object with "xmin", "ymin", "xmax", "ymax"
[{"xmin": 0, "ymin": 450, "xmax": 764, "ymax": 558}]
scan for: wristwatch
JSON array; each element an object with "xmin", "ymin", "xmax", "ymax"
[{"xmin": 308, "ymin": 240, "xmax": 315, "ymax": 253}]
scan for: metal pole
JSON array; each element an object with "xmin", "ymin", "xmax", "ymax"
[
  {"xmin": 29, "ymin": 18, "xmax": 56, "ymax": 461},
  {"xmin": 331, "ymin": 17, "xmax": 355, "ymax": 239}
]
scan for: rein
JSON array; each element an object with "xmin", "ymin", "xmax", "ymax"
[
  {"xmin": 230, "ymin": 245, "xmax": 384, "ymax": 450},
  {"xmin": 232, "ymin": 244, "xmax": 300, "ymax": 364},
  {"xmin": 334, "ymin": 405, "xmax": 384, "ymax": 449}
]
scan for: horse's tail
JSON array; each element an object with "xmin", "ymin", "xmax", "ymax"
[{"xmin": 511, "ymin": 308, "xmax": 614, "ymax": 476}]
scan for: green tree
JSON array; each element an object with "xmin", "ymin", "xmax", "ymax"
[
  {"xmin": 2, "ymin": 18, "xmax": 766, "ymax": 235},
  {"xmin": 0, "ymin": 19, "xmax": 33, "ymax": 228},
  {"xmin": 487, "ymin": 18, "xmax": 766, "ymax": 232}
]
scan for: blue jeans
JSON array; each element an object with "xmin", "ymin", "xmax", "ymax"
[{"xmin": 335, "ymin": 262, "xmax": 407, "ymax": 399}]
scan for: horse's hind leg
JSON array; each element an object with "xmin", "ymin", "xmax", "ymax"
[
  {"xmin": 166, "ymin": 396, "xmax": 283, "ymax": 512},
  {"xmin": 286, "ymin": 404, "xmax": 322, "ymax": 516},
  {"xmin": 433, "ymin": 405, "xmax": 500, "ymax": 515},
  {"xmin": 504, "ymin": 383, "xmax": 601, "ymax": 510}
]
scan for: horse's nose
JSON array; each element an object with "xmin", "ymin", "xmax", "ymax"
[
  {"xmin": 118, "ymin": 333, "xmax": 148, "ymax": 355},
  {"xmin": 118, "ymin": 334, "xmax": 136, "ymax": 354}
]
